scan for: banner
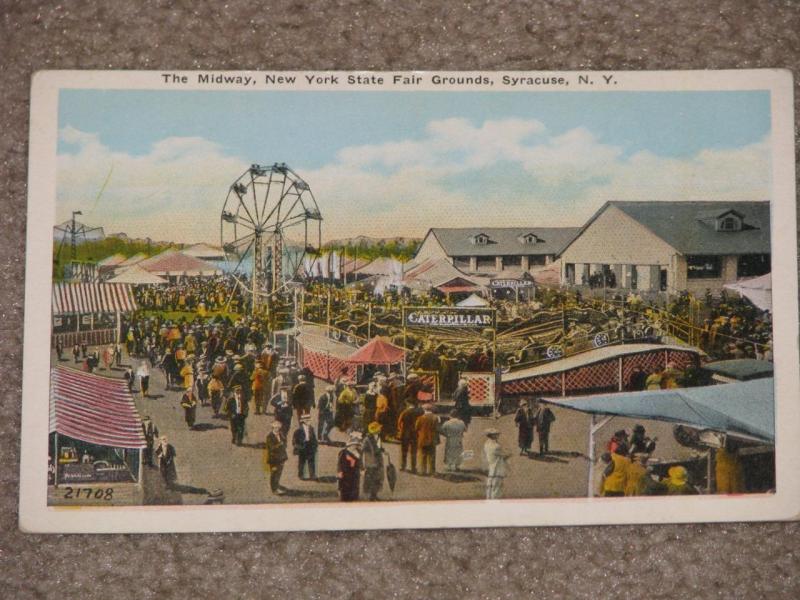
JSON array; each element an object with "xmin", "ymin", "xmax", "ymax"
[
  {"xmin": 404, "ymin": 307, "xmax": 494, "ymax": 328},
  {"xmin": 490, "ymin": 278, "xmax": 534, "ymax": 289}
]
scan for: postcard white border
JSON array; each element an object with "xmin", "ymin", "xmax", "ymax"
[{"xmin": 19, "ymin": 69, "xmax": 799, "ymax": 533}]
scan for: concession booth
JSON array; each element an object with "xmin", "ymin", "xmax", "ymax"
[
  {"xmin": 541, "ymin": 377, "xmax": 775, "ymax": 497},
  {"xmin": 49, "ymin": 366, "xmax": 146, "ymax": 503},
  {"xmin": 51, "ymin": 281, "xmax": 138, "ymax": 348}
]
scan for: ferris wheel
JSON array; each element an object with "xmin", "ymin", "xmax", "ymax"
[{"xmin": 221, "ymin": 163, "xmax": 322, "ymax": 313}]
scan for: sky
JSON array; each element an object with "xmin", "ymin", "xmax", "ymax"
[{"xmin": 56, "ymin": 89, "xmax": 771, "ymax": 244}]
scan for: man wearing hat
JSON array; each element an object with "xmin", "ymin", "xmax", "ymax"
[
  {"xmin": 225, "ymin": 385, "xmax": 249, "ymax": 445},
  {"xmin": 414, "ymin": 403, "xmax": 440, "ymax": 476},
  {"xmin": 141, "ymin": 416, "xmax": 159, "ymax": 468},
  {"xmin": 335, "ymin": 379, "xmax": 357, "ymax": 432},
  {"xmin": 264, "ymin": 421, "xmax": 288, "ymax": 495},
  {"xmin": 362, "ymin": 422, "xmax": 385, "ymax": 501},
  {"xmin": 533, "ymin": 401, "xmax": 556, "ymax": 455},
  {"xmin": 317, "ymin": 384, "xmax": 336, "ymax": 443},
  {"xmin": 397, "ymin": 401, "xmax": 424, "ymax": 472},
  {"xmin": 292, "ymin": 414, "xmax": 318, "ymax": 480},
  {"xmin": 292, "ymin": 374, "xmax": 311, "ymax": 423},
  {"xmin": 484, "ymin": 428, "xmax": 510, "ymax": 499}
]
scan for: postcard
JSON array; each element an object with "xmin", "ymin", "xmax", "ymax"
[{"xmin": 19, "ymin": 69, "xmax": 799, "ymax": 533}]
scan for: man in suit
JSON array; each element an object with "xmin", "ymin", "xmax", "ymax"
[
  {"xmin": 291, "ymin": 374, "xmax": 311, "ymax": 423},
  {"xmin": 225, "ymin": 385, "xmax": 249, "ymax": 445},
  {"xmin": 397, "ymin": 402, "xmax": 424, "ymax": 473},
  {"xmin": 292, "ymin": 414, "xmax": 318, "ymax": 480},
  {"xmin": 317, "ymin": 384, "xmax": 336, "ymax": 443},
  {"xmin": 154, "ymin": 436, "xmax": 177, "ymax": 490},
  {"xmin": 141, "ymin": 416, "xmax": 159, "ymax": 467},
  {"xmin": 264, "ymin": 421, "xmax": 288, "ymax": 495},
  {"xmin": 414, "ymin": 403, "xmax": 440, "ymax": 476},
  {"xmin": 534, "ymin": 401, "xmax": 556, "ymax": 455}
]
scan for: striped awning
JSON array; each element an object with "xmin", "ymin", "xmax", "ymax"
[
  {"xmin": 49, "ymin": 367, "xmax": 147, "ymax": 449},
  {"xmin": 52, "ymin": 282, "xmax": 137, "ymax": 315}
]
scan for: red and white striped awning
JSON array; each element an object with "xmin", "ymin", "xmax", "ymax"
[
  {"xmin": 49, "ymin": 367, "xmax": 146, "ymax": 449},
  {"xmin": 52, "ymin": 282, "xmax": 137, "ymax": 316}
]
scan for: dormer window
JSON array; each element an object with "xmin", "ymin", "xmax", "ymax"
[
  {"xmin": 519, "ymin": 233, "xmax": 540, "ymax": 245},
  {"xmin": 471, "ymin": 233, "xmax": 490, "ymax": 245},
  {"xmin": 717, "ymin": 214, "xmax": 742, "ymax": 232}
]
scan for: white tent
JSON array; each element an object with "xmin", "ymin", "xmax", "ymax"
[
  {"xmin": 107, "ymin": 265, "xmax": 169, "ymax": 285},
  {"xmin": 724, "ymin": 273, "xmax": 771, "ymax": 311},
  {"xmin": 456, "ymin": 293, "xmax": 490, "ymax": 307}
]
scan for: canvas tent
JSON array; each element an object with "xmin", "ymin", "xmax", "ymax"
[
  {"xmin": 107, "ymin": 265, "xmax": 169, "ymax": 285},
  {"xmin": 347, "ymin": 336, "xmax": 406, "ymax": 365},
  {"xmin": 49, "ymin": 366, "xmax": 146, "ymax": 486},
  {"xmin": 541, "ymin": 378, "xmax": 774, "ymax": 496},
  {"xmin": 52, "ymin": 282, "xmax": 137, "ymax": 315},
  {"xmin": 723, "ymin": 273, "xmax": 771, "ymax": 311},
  {"xmin": 456, "ymin": 293, "xmax": 490, "ymax": 308},
  {"xmin": 116, "ymin": 253, "xmax": 147, "ymax": 268},
  {"xmin": 137, "ymin": 249, "xmax": 222, "ymax": 278}
]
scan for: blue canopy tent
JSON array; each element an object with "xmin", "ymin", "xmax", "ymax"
[{"xmin": 541, "ymin": 378, "xmax": 774, "ymax": 496}]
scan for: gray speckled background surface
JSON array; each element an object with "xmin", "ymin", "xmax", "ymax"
[{"xmin": 2, "ymin": 1, "xmax": 800, "ymax": 598}]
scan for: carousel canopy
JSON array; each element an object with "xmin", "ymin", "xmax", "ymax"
[
  {"xmin": 52, "ymin": 282, "xmax": 137, "ymax": 315},
  {"xmin": 49, "ymin": 366, "xmax": 147, "ymax": 449},
  {"xmin": 347, "ymin": 336, "xmax": 406, "ymax": 365},
  {"xmin": 106, "ymin": 264, "xmax": 169, "ymax": 285},
  {"xmin": 542, "ymin": 378, "xmax": 774, "ymax": 443},
  {"xmin": 457, "ymin": 293, "xmax": 490, "ymax": 307},
  {"xmin": 137, "ymin": 249, "xmax": 222, "ymax": 277}
]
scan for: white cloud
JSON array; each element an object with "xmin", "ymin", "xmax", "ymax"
[{"xmin": 56, "ymin": 120, "xmax": 771, "ymax": 244}]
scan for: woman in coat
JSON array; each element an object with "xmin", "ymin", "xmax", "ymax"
[
  {"xmin": 337, "ymin": 433, "xmax": 362, "ymax": 502},
  {"xmin": 361, "ymin": 422, "xmax": 385, "ymax": 501},
  {"xmin": 155, "ymin": 436, "xmax": 177, "ymax": 489},
  {"xmin": 180, "ymin": 387, "xmax": 197, "ymax": 429},
  {"xmin": 440, "ymin": 411, "xmax": 467, "ymax": 471}
]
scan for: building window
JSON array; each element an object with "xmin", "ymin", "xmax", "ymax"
[
  {"xmin": 737, "ymin": 254, "xmax": 770, "ymax": 278},
  {"xmin": 528, "ymin": 255, "xmax": 547, "ymax": 266},
  {"xmin": 519, "ymin": 233, "xmax": 539, "ymax": 244},
  {"xmin": 686, "ymin": 255, "xmax": 722, "ymax": 279},
  {"xmin": 476, "ymin": 256, "xmax": 496, "ymax": 270},
  {"xmin": 453, "ymin": 256, "xmax": 471, "ymax": 270},
  {"xmin": 503, "ymin": 255, "xmax": 522, "ymax": 268},
  {"xmin": 471, "ymin": 234, "xmax": 490, "ymax": 245},
  {"xmin": 717, "ymin": 215, "xmax": 742, "ymax": 232}
]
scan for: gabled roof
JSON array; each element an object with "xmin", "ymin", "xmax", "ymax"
[
  {"xmin": 403, "ymin": 258, "xmax": 482, "ymax": 290},
  {"xmin": 428, "ymin": 227, "xmax": 581, "ymax": 257},
  {"xmin": 560, "ymin": 201, "xmax": 770, "ymax": 257}
]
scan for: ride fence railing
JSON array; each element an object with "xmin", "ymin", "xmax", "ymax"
[
  {"xmin": 52, "ymin": 328, "xmax": 118, "ymax": 349},
  {"xmin": 506, "ymin": 326, "xmax": 663, "ymax": 372}
]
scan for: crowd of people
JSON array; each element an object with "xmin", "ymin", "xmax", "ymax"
[
  {"xmin": 599, "ymin": 425, "xmax": 698, "ymax": 497},
  {"xmin": 119, "ymin": 307, "xmax": 514, "ymax": 501},
  {"xmin": 133, "ymin": 275, "xmax": 249, "ymax": 315}
]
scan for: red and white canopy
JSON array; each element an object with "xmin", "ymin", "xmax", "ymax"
[
  {"xmin": 347, "ymin": 336, "xmax": 406, "ymax": 365},
  {"xmin": 52, "ymin": 282, "xmax": 137, "ymax": 316},
  {"xmin": 49, "ymin": 367, "xmax": 146, "ymax": 449}
]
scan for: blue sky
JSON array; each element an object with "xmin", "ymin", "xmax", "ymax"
[{"xmin": 56, "ymin": 89, "xmax": 771, "ymax": 243}]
